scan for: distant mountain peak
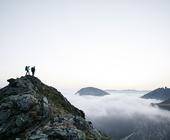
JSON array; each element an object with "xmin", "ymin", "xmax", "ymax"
[
  {"xmin": 142, "ymin": 87, "xmax": 170, "ymax": 100},
  {"xmin": 76, "ymin": 87, "xmax": 110, "ymax": 96}
]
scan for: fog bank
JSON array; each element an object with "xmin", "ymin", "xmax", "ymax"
[{"xmin": 64, "ymin": 93, "xmax": 170, "ymax": 139}]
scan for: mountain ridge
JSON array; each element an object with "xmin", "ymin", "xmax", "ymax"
[
  {"xmin": 0, "ymin": 75, "xmax": 110, "ymax": 140},
  {"xmin": 142, "ymin": 87, "xmax": 170, "ymax": 100}
]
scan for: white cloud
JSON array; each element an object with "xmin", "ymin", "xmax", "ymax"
[{"xmin": 64, "ymin": 93, "xmax": 170, "ymax": 139}]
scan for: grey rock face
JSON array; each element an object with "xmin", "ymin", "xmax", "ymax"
[
  {"xmin": 15, "ymin": 94, "xmax": 37, "ymax": 111},
  {"xmin": 0, "ymin": 76, "xmax": 110, "ymax": 140},
  {"xmin": 28, "ymin": 114, "xmax": 99, "ymax": 140}
]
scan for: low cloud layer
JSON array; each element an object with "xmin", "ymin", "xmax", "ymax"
[{"xmin": 64, "ymin": 93, "xmax": 170, "ymax": 140}]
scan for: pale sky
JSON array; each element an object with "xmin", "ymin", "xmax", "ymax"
[{"xmin": 0, "ymin": 0, "xmax": 170, "ymax": 92}]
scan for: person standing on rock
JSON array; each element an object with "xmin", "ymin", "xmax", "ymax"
[
  {"xmin": 31, "ymin": 66, "xmax": 35, "ymax": 76},
  {"xmin": 25, "ymin": 66, "xmax": 30, "ymax": 75}
]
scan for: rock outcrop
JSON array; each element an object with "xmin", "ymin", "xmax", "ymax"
[
  {"xmin": 0, "ymin": 76, "xmax": 110, "ymax": 140},
  {"xmin": 156, "ymin": 99, "xmax": 170, "ymax": 111},
  {"xmin": 75, "ymin": 87, "xmax": 109, "ymax": 96},
  {"xmin": 141, "ymin": 87, "xmax": 170, "ymax": 100}
]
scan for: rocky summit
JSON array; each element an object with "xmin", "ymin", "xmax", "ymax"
[{"xmin": 0, "ymin": 75, "xmax": 110, "ymax": 140}]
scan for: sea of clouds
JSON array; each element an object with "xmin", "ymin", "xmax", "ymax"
[{"xmin": 63, "ymin": 92, "xmax": 170, "ymax": 140}]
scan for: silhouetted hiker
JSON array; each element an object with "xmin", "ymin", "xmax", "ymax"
[
  {"xmin": 25, "ymin": 66, "xmax": 30, "ymax": 75},
  {"xmin": 31, "ymin": 66, "xmax": 35, "ymax": 76}
]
